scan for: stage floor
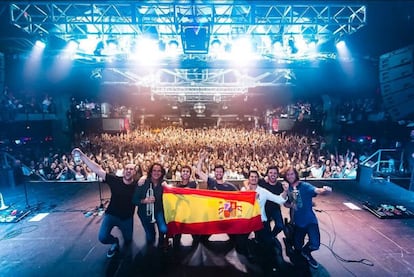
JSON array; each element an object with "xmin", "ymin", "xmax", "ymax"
[{"xmin": 1, "ymin": 178, "xmax": 414, "ymax": 277}]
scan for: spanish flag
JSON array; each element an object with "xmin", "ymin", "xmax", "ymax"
[{"xmin": 163, "ymin": 186, "xmax": 263, "ymax": 235}]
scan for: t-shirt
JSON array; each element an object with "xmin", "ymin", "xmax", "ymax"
[
  {"xmin": 105, "ymin": 174, "xmax": 136, "ymax": 220},
  {"xmin": 259, "ymin": 179, "xmax": 284, "ymax": 213},
  {"xmin": 289, "ymin": 181, "xmax": 317, "ymax": 227},
  {"xmin": 207, "ymin": 177, "xmax": 238, "ymax": 191}
]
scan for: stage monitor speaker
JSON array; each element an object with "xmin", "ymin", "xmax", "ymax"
[{"xmin": 357, "ymin": 165, "xmax": 373, "ymax": 187}]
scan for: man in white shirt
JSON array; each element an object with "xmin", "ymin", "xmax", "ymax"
[{"xmin": 240, "ymin": 170, "xmax": 288, "ymax": 274}]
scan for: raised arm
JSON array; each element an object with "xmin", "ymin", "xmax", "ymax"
[
  {"xmin": 315, "ymin": 185, "xmax": 332, "ymax": 195},
  {"xmin": 71, "ymin": 148, "xmax": 106, "ymax": 180},
  {"xmin": 196, "ymin": 149, "xmax": 209, "ymax": 182},
  {"xmin": 263, "ymin": 187, "xmax": 288, "ymax": 205}
]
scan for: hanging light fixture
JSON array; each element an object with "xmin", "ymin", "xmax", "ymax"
[{"xmin": 193, "ymin": 102, "xmax": 206, "ymax": 114}]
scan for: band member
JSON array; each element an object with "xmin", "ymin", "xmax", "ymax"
[
  {"xmin": 283, "ymin": 167, "xmax": 332, "ymax": 269},
  {"xmin": 196, "ymin": 149, "xmax": 238, "ymax": 245},
  {"xmin": 172, "ymin": 165, "xmax": 198, "ymax": 248},
  {"xmin": 71, "ymin": 148, "xmax": 136, "ymax": 258},
  {"xmin": 241, "ymin": 170, "xmax": 288, "ymax": 274},
  {"xmin": 196, "ymin": 149, "xmax": 238, "ymax": 191},
  {"xmin": 259, "ymin": 165, "xmax": 285, "ymax": 237},
  {"xmin": 133, "ymin": 163, "xmax": 168, "ymax": 249}
]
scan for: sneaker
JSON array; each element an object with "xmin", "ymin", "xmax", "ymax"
[
  {"xmin": 107, "ymin": 238, "xmax": 119, "ymax": 258},
  {"xmin": 301, "ymin": 250, "xmax": 319, "ymax": 269}
]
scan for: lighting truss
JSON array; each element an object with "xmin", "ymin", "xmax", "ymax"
[
  {"xmin": 104, "ymin": 67, "xmax": 294, "ymax": 101},
  {"xmin": 5, "ymin": 1, "xmax": 367, "ymax": 102},
  {"xmin": 151, "ymin": 86, "xmax": 248, "ymax": 103},
  {"xmin": 8, "ymin": 1, "xmax": 367, "ymax": 49}
]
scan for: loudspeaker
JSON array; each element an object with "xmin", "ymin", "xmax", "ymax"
[
  {"xmin": 380, "ymin": 45, "xmax": 414, "ymax": 120},
  {"xmin": 381, "ymin": 75, "xmax": 414, "ymax": 96},
  {"xmin": 379, "ymin": 63, "xmax": 413, "ymax": 83},
  {"xmin": 0, "ymin": 52, "xmax": 4, "ymax": 90},
  {"xmin": 380, "ymin": 45, "xmax": 414, "ymax": 71}
]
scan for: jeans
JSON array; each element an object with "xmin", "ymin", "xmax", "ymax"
[
  {"xmin": 254, "ymin": 224, "xmax": 284, "ymax": 269},
  {"xmin": 264, "ymin": 209, "xmax": 284, "ymax": 236},
  {"xmin": 138, "ymin": 210, "xmax": 168, "ymax": 246},
  {"xmin": 293, "ymin": 223, "xmax": 320, "ymax": 253},
  {"xmin": 98, "ymin": 213, "xmax": 133, "ymax": 245}
]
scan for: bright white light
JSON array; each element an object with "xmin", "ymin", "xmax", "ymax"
[
  {"xmin": 227, "ymin": 37, "xmax": 255, "ymax": 64},
  {"xmin": 66, "ymin": 40, "xmax": 79, "ymax": 53},
  {"xmin": 272, "ymin": 41, "xmax": 284, "ymax": 56},
  {"xmin": 165, "ymin": 40, "xmax": 180, "ymax": 57},
  {"xmin": 131, "ymin": 37, "xmax": 162, "ymax": 62},
  {"xmin": 336, "ymin": 40, "xmax": 346, "ymax": 49},
  {"xmin": 336, "ymin": 40, "xmax": 351, "ymax": 59},
  {"xmin": 294, "ymin": 37, "xmax": 307, "ymax": 53},
  {"xmin": 35, "ymin": 40, "xmax": 46, "ymax": 49},
  {"xmin": 78, "ymin": 37, "xmax": 100, "ymax": 55}
]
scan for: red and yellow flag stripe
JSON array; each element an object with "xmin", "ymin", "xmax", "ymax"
[{"xmin": 163, "ymin": 186, "xmax": 263, "ymax": 235}]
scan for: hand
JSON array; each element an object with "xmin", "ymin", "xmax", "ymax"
[
  {"xmin": 199, "ymin": 149, "xmax": 207, "ymax": 159},
  {"xmin": 71, "ymin": 148, "xmax": 83, "ymax": 157},
  {"xmin": 323, "ymin": 185, "xmax": 332, "ymax": 192},
  {"xmin": 282, "ymin": 181, "xmax": 288, "ymax": 190},
  {"xmin": 146, "ymin": 196, "xmax": 155, "ymax": 203},
  {"xmin": 137, "ymin": 175, "xmax": 146, "ymax": 186}
]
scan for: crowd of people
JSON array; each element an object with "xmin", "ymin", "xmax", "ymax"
[{"xmin": 10, "ymin": 127, "xmax": 360, "ymax": 184}]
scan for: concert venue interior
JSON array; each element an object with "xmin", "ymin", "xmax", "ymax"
[{"xmin": 1, "ymin": 1, "xmax": 414, "ymax": 276}]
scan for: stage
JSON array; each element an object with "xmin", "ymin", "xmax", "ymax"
[{"xmin": 0, "ymin": 178, "xmax": 414, "ymax": 277}]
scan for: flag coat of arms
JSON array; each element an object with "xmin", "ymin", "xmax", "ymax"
[{"xmin": 163, "ymin": 186, "xmax": 263, "ymax": 235}]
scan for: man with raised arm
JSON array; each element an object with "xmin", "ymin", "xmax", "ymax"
[{"xmin": 71, "ymin": 148, "xmax": 137, "ymax": 258}]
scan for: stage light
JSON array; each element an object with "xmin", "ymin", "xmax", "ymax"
[
  {"xmin": 193, "ymin": 102, "xmax": 206, "ymax": 114},
  {"xmin": 271, "ymin": 36, "xmax": 284, "ymax": 56},
  {"xmin": 35, "ymin": 40, "xmax": 46, "ymax": 49},
  {"xmin": 168, "ymin": 39, "xmax": 179, "ymax": 49},
  {"xmin": 288, "ymin": 36, "xmax": 298, "ymax": 54},
  {"xmin": 224, "ymin": 43, "xmax": 232, "ymax": 53},
  {"xmin": 213, "ymin": 94, "xmax": 221, "ymax": 103},
  {"xmin": 94, "ymin": 41, "xmax": 105, "ymax": 56},
  {"xmin": 158, "ymin": 40, "xmax": 166, "ymax": 52},
  {"xmin": 336, "ymin": 39, "xmax": 346, "ymax": 48},
  {"xmin": 178, "ymin": 93, "xmax": 186, "ymax": 103},
  {"xmin": 211, "ymin": 37, "xmax": 221, "ymax": 50},
  {"xmin": 165, "ymin": 39, "xmax": 180, "ymax": 57},
  {"xmin": 66, "ymin": 40, "xmax": 79, "ymax": 53}
]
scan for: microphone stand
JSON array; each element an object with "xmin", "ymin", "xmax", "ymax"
[{"xmin": 23, "ymin": 179, "xmax": 30, "ymax": 209}]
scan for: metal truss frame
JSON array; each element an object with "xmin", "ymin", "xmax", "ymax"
[
  {"xmin": 8, "ymin": 1, "xmax": 366, "ymax": 40},
  {"xmin": 5, "ymin": 1, "xmax": 367, "ymax": 103}
]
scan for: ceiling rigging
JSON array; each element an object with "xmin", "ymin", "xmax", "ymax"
[{"xmin": 5, "ymin": 1, "xmax": 367, "ymax": 103}]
